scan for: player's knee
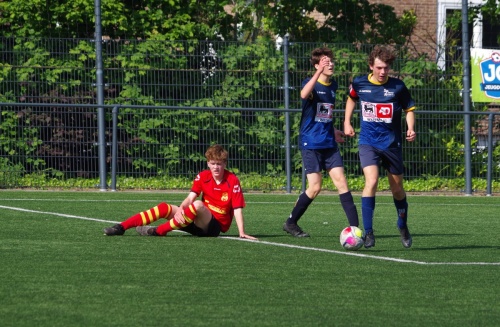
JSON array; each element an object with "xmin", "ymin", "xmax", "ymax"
[
  {"xmin": 365, "ymin": 178, "xmax": 378, "ymax": 189},
  {"xmin": 191, "ymin": 200, "xmax": 202, "ymax": 207},
  {"xmin": 306, "ymin": 187, "xmax": 321, "ymax": 198},
  {"xmin": 392, "ymin": 187, "xmax": 405, "ymax": 198},
  {"xmin": 191, "ymin": 200, "xmax": 205, "ymax": 211},
  {"xmin": 332, "ymin": 175, "xmax": 348, "ymax": 188},
  {"xmin": 363, "ymin": 181, "xmax": 378, "ymax": 194}
]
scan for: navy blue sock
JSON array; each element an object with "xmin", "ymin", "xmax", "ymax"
[
  {"xmin": 286, "ymin": 192, "xmax": 313, "ymax": 225},
  {"xmin": 394, "ymin": 197, "xmax": 408, "ymax": 229},
  {"xmin": 339, "ymin": 191, "xmax": 359, "ymax": 227},
  {"xmin": 361, "ymin": 196, "xmax": 375, "ymax": 233}
]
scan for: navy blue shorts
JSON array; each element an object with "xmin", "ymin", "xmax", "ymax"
[
  {"xmin": 358, "ymin": 144, "xmax": 404, "ymax": 175},
  {"xmin": 181, "ymin": 216, "xmax": 221, "ymax": 237},
  {"xmin": 301, "ymin": 148, "xmax": 344, "ymax": 174}
]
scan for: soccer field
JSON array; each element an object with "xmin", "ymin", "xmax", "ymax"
[{"xmin": 1, "ymin": 190, "xmax": 499, "ymax": 327}]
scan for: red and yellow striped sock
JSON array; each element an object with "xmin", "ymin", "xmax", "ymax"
[
  {"xmin": 120, "ymin": 202, "xmax": 172, "ymax": 230},
  {"xmin": 156, "ymin": 204, "xmax": 197, "ymax": 236}
]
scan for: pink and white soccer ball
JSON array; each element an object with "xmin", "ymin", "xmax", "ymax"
[{"xmin": 339, "ymin": 226, "xmax": 364, "ymax": 250}]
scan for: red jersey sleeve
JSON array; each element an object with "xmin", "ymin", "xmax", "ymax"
[
  {"xmin": 348, "ymin": 83, "xmax": 358, "ymax": 100},
  {"xmin": 191, "ymin": 172, "xmax": 203, "ymax": 195},
  {"xmin": 229, "ymin": 174, "xmax": 245, "ymax": 210}
]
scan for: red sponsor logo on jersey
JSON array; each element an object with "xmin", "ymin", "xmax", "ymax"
[{"xmin": 376, "ymin": 103, "xmax": 393, "ymax": 119}]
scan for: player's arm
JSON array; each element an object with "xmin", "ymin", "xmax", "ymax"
[
  {"xmin": 344, "ymin": 97, "xmax": 357, "ymax": 137},
  {"xmin": 300, "ymin": 74, "xmax": 320, "ymax": 100},
  {"xmin": 179, "ymin": 191, "xmax": 197, "ymax": 208},
  {"xmin": 174, "ymin": 191, "xmax": 198, "ymax": 222},
  {"xmin": 233, "ymin": 208, "xmax": 257, "ymax": 240},
  {"xmin": 405, "ymin": 109, "xmax": 416, "ymax": 142},
  {"xmin": 300, "ymin": 57, "xmax": 329, "ymax": 99}
]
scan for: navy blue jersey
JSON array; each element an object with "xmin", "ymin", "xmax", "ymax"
[
  {"xmin": 348, "ymin": 74, "xmax": 415, "ymax": 149},
  {"xmin": 299, "ymin": 77, "xmax": 338, "ymax": 149}
]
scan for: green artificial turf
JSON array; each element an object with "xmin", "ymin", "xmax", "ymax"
[{"xmin": 0, "ymin": 191, "xmax": 499, "ymax": 326}]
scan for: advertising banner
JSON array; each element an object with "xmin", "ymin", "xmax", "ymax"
[{"xmin": 471, "ymin": 48, "xmax": 500, "ymax": 102}]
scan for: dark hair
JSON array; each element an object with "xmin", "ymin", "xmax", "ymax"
[
  {"xmin": 310, "ymin": 47, "xmax": 333, "ymax": 66},
  {"xmin": 369, "ymin": 45, "xmax": 396, "ymax": 66}
]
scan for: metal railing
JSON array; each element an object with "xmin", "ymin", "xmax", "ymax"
[{"xmin": 1, "ymin": 102, "xmax": 498, "ymax": 195}]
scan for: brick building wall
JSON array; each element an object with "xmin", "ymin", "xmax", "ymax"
[{"xmin": 370, "ymin": 0, "xmax": 438, "ymax": 59}]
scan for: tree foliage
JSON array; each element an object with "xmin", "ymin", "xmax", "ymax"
[
  {"xmin": 224, "ymin": 0, "xmax": 416, "ymax": 44},
  {"xmin": 0, "ymin": 0, "xmax": 417, "ymax": 44},
  {"xmin": 0, "ymin": 0, "xmax": 233, "ymax": 40}
]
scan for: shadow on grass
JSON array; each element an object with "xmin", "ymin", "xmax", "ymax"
[{"xmin": 412, "ymin": 245, "xmax": 500, "ymax": 250}]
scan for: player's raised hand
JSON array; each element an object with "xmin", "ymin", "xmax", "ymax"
[{"xmin": 318, "ymin": 56, "xmax": 333, "ymax": 73}]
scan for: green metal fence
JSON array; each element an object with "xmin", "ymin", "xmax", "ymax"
[{"xmin": 0, "ymin": 37, "xmax": 499, "ymax": 193}]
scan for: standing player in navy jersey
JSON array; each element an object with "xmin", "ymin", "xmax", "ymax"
[
  {"xmin": 344, "ymin": 45, "xmax": 416, "ymax": 248},
  {"xmin": 283, "ymin": 47, "xmax": 359, "ymax": 238},
  {"xmin": 103, "ymin": 144, "xmax": 257, "ymax": 240}
]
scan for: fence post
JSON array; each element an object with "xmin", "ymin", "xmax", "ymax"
[
  {"xmin": 283, "ymin": 34, "xmax": 292, "ymax": 194},
  {"xmin": 461, "ymin": 0, "xmax": 473, "ymax": 195},
  {"xmin": 94, "ymin": 0, "xmax": 107, "ymax": 191},
  {"xmin": 487, "ymin": 113, "xmax": 493, "ymax": 196},
  {"xmin": 110, "ymin": 106, "xmax": 119, "ymax": 191}
]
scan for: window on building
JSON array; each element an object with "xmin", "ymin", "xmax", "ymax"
[
  {"xmin": 482, "ymin": 18, "xmax": 500, "ymax": 48},
  {"xmin": 437, "ymin": 0, "xmax": 499, "ymax": 70}
]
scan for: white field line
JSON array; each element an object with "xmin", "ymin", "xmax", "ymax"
[
  {"xmin": 0, "ymin": 204, "xmax": 114, "ymax": 224},
  {"xmin": 220, "ymin": 237, "xmax": 500, "ymax": 265},
  {"xmin": 1, "ymin": 204, "xmax": 499, "ymax": 266}
]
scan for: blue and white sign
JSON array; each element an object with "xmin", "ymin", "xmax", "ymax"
[{"xmin": 471, "ymin": 49, "xmax": 500, "ymax": 102}]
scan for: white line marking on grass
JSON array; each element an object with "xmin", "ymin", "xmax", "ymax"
[
  {"xmin": 1, "ymin": 204, "xmax": 499, "ymax": 266},
  {"xmin": 0, "ymin": 205, "xmax": 113, "ymax": 224},
  {"xmin": 219, "ymin": 237, "xmax": 500, "ymax": 266}
]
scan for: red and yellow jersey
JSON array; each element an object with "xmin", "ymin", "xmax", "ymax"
[{"xmin": 191, "ymin": 169, "xmax": 245, "ymax": 232}]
